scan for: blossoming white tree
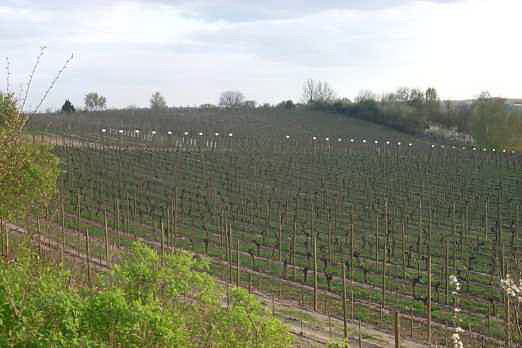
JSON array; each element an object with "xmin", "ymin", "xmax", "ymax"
[
  {"xmin": 449, "ymin": 275, "xmax": 464, "ymax": 348},
  {"xmin": 501, "ymin": 274, "xmax": 522, "ymax": 345}
]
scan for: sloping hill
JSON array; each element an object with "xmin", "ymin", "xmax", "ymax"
[{"xmin": 29, "ymin": 108, "xmax": 417, "ymax": 143}]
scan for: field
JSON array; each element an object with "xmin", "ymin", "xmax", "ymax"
[{"xmin": 17, "ymin": 107, "xmax": 522, "ymax": 347}]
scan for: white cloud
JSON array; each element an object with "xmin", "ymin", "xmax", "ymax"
[
  {"xmin": 1, "ymin": 0, "xmax": 521, "ymax": 110},
  {"xmin": 69, "ymin": 2, "xmax": 226, "ymax": 45}
]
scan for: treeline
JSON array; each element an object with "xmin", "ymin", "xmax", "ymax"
[
  {"xmin": 310, "ymin": 86, "xmax": 469, "ymax": 135},
  {"xmin": 304, "ymin": 83, "xmax": 522, "ymax": 150},
  {"xmin": 53, "ymin": 83, "xmax": 521, "ymax": 151}
]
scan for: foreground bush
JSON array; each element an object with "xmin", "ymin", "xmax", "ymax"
[
  {"xmin": 0, "ymin": 92, "xmax": 59, "ymax": 221},
  {"xmin": 0, "ymin": 242, "xmax": 293, "ymax": 347}
]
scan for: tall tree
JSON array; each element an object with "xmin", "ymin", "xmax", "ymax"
[
  {"xmin": 425, "ymin": 87, "xmax": 439, "ymax": 105},
  {"xmin": 302, "ymin": 79, "xmax": 336, "ymax": 104},
  {"xmin": 407, "ymin": 88, "xmax": 425, "ymax": 107},
  {"xmin": 355, "ymin": 90, "xmax": 378, "ymax": 103},
  {"xmin": 302, "ymin": 79, "xmax": 317, "ymax": 104},
  {"xmin": 219, "ymin": 91, "xmax": 245, "ymax": 108},
  {"xmin": 471, "ymin": 92, "xmax": 522, "ymax": 150},
  {"xmin": 316, "ymin": 81, "xmax": 336, "ymax": 103},
  {"xmin": 150, "ymin": 92, "xmax": 168, "ymax": 111},
  {"xmin": 84, "ymin": 92, "xmax": 107, "ymax": 111},
  {"xmin": 61, "ymin": 99, "xmax": 75, "ymax": 113},
  {"xmin": 277, "ymin": 100, "xmax": 296, "ymax": 109},
  {"xmin": 243, "ymin": 100, "xmax": 257, "ymax": 109},
  {"xmin": 395, "ymin": 87, "xmax": 411, "ymax": 103}
]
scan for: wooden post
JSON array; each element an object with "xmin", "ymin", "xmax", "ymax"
[
  {"xmin": 395, "ymin": 311, "xmax": 401, "ymax": 348},
  {"xmin": 126, "ymin": 193, "xmax": 132, "ymax": 240},
  {"xmin": 104, "ymin": 209, "xmax": 110, "ymax": 267},
  {"xmin": 166, "ymin": 206, "xmax": 170, "ymax": 249},
  {"xmin": 160, "ymin": 220, "xmax": 165, "ymax": 264},
  {"xmin": 342, "ymin": 262, "xmax": 348, "ymax": 340},
  {"xmin": 279, "ymin": 213, "xmax": 283, "ymax": 262},
  {"xmin": 37, "ymin": 216, "xmax": 42, "ymax": 258},
  {"xmin": 419, "ymin": 198, "xmax": 423, "ymax": 239},
  {"xmin": 292, "ymin": 216, "xmax": 297, "ymax": 281},
  {"xmin": 485, "ymin": 198, "xmax": 489, "ymax": 241},
  {"xmin": 173, "ymin": 190, "xmax": 177, "ymax": 249},
  {"xmin": 328, "ymin": 209, "xmax": 332, "ymax": 265},
  {"xmin": 236, "ymin": 239, "xmax": 240, "ymax": 287},
  {"xmin": 228, "ymin": 224, "xmax": 233, "ymax": 286},
  {"xmin": 375, "ymin": 215, "xmax": 379, "ymax": 263},
  {"xmin": 5, "ymin": 221, "xmax": 9, "ymax": 259},
  {"xmin": 77, "ymin": 192, "xmax": 81, "ymax": 236},
  {"xmin": 313, "ymin": 231, "xmax": 318, "ymax": 312},
  {"xmin": 410, "ymin": 307, "xmax": 414, "ymax": 337},
  {"xmin": 445, "ymin": 239, "xmax": 449, "ymax": 304},
  {"xmin": 224, "ymin": 222, "xmax": 230, "ymax": 308},
  {"xmin": 350, "ymin": 222, "xmax": 355, "ymax": 282},
  {"xmin": 358, "ymin": 320, "xmax": 362, "ymax": 348},
  {"xmin": 487, "ymin": 302, "xmax": 491, "ymax": 335},
  {"xmin": 451, "ymin": 202, "xmax": 457, "ymax": 240},
  {"xmin": 328, "ymin": 300, "xmax": 332, "ymax": 338},
  {"xmin": 382, "ymin": 226, "xmax": 387, "ymax": 321},
  {"xmin": 1, "ymin": 221, "xmax": 6, "ymax": 258},
  {"xmin": 506, "ymin": 295, "xmax": 511, "ymax": 348},
  {"xmin": 116, "ymin": 198, "xmax": 120, "ymax": 247},
  {"xmin": 428, "ymin": 254, "xmax": 432, "ymax": 346},
  {"xmin": 61, "ymin": 201, "xmax": 65, "ymax": 266},
  {"xmin": 350, "ymin": 262, "xmax": 354, "ymax": 320},
  {"xmin": 225, "ymin": 257, "xmax": 230, "ymax": 308},
  {"xmin": 402, "ymin": 222, "xmax": 406, "ymax": 280},
  {"xmin": 85, "ymin": 227, "xmax": 91, "ymax": 287},
  {"xmin": 0, "ymin": 221, "xmax": 3, "ymax": 257}
]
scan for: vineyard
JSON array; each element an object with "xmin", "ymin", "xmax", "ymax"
[{"xmin": 14, "ymin": 108, "xmax": 522, "ymax": 347}]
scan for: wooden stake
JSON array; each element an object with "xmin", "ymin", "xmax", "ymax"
[
  {"xmin": 382, "ymin": 224, "xmax": 387, "ymax": 321},
  {"xmin": 5, "ymin": 221, "xmax": 9, "ymax": 258},
  {"xmin": 2, "ymin": 221, "xmax": 7, "ymax": 258},
  {"xmin": 395, "ymin": 311, "xmax": 401, "ymax": 348},
  {"xmin": 61, "ymin": 201, "xmax": 65, "ymax": 266},
  {"xmin": 104, "ymin": 209, "xmax": 110, "ymax": 267},
  {"xmin": 506, "ymin": 295, "xmax": 512, "ymax": 348},
  {"xmin": 228, "ymin": 224, "xmax": 233, "ymax": 286},
  {"xmin": 85, "ymin": 227, "xmax": 91, "ymax": 287},
  {"xmin": 37, "ymin": 216, "xmax": 42, "ymax": 259},
  {"xmin": 160, "ymin": 220, "xmax": 165, "ymax": 265},
  {"xmin": 0, "ymin": 221, "xmax": 3, "ymax": 257},
  {"xmin": 350, "ymin": 262, "xmax": 354, "ymax": 320},
  {"xmin": 292, "ymin": 216, "xmax": 297, "ymax": 281},
  {"xmin": 173, "ymin": 189, "xmax": 177, "ymax": 249},
  {"xmin": 342, "ymin": 262, "xmax": 348, "ymax": 340},
  {"xmin": 428, "ymin": 254, "xmax": 432, "ymax": 345},
  {"xmin": 445, "ymin": 239, "xmax": 449, "ymax": 304},
  {"xmin": 313, "ymin": 231, "xmax": 318, "ymax": 312},
  {"xmin": 236, "ymin": 239, "xmax": 240, "ymax": 287},
  {"xmin": 358, "ymin": 320, "xmax": 362, "ymax": 348},
  {"xmin": 410, "ymin": 307, "xmax": 414, "ymax": 337},
  {"xmin": 402, "ymin": 222, "xmax": 406, "ymax": 280},
  {"xmin": 116, "ymin": 198, "xmax": 120, "ymax": 247},
  {"xmin": 279, "ymin": 213, "xmax": 283, "ymax": 262}
]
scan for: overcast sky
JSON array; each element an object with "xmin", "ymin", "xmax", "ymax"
[{"xmin": 1, "ymin": 0, "xmax": 521, "ymax": 110}]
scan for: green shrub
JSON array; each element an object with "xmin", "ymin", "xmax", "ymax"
[{"xmin": 0, "ymin": 242, "xmax": 294, "ymax": 347}]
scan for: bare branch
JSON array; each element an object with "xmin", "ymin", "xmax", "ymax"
[
  {"xmin": 33, "ymin": 53, "xmax": 74, "ymax": 114},
  {"xmin": 21, "ymin": 46, "xmax": 47, "ymax": 111}
]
